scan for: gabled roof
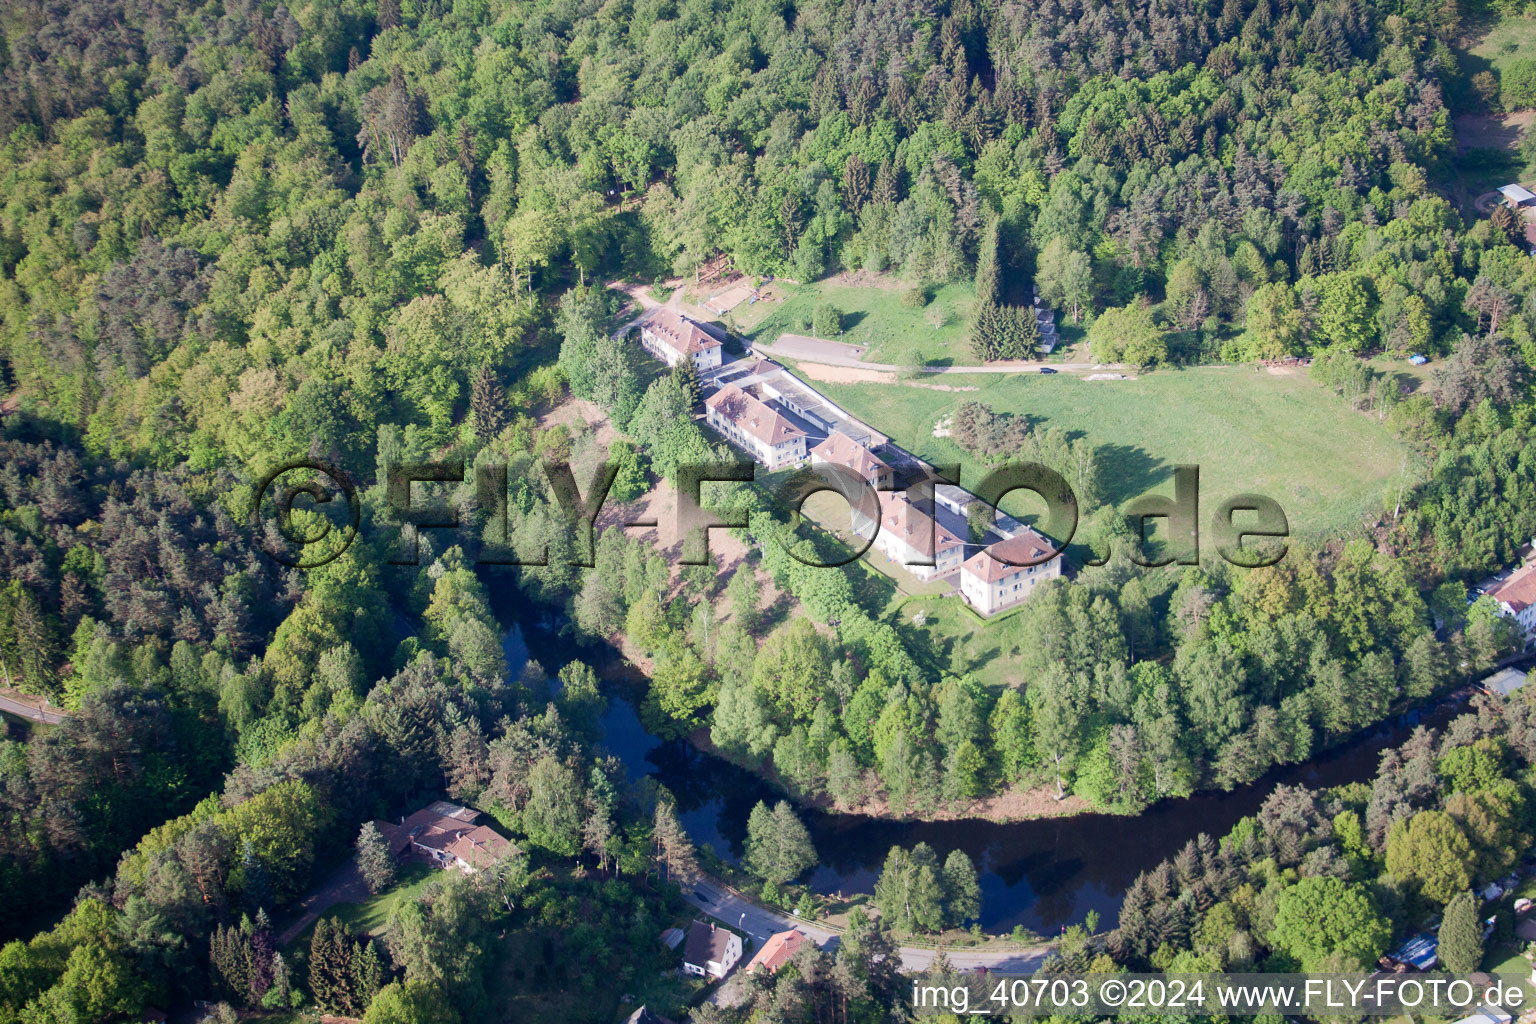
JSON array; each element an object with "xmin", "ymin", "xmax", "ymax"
[
  {"xmin": 642, "ymin": 309, "xmax": 722, "ymax": 358},
  {"xmin": 706, "ymin": 385, "xmax": 806, "ymax": 447},
  {"xmin": 388, "ymin": 801, "xmax": 516, "ymax": 868},
  {"xmin": 962, "ymin": 529, "xmax": 1057, "ymax": 583},
  {"xmin": 1500, "ymin": 183, "xmax": 1536, "ymax": 204},
  {"xmin": 810, "ymin": 431, "xmax": 890, "ymax": 479},
  {"xmin": 1487, "ymin": 561, "xmax": 1536, "ymax": 612},
  {"xmin": 683, "ymin": 920, "xmax": 736, "ymax": 967},
  {"xmin": 880, "ymin": 493, "xmax": 963, "ymax": 557},
  {"xmin": 1484, "ymin": 667, "xmax": 1529, "ymax": 698},
  {"xmin": 743, "ymin": 928, "xmax": 809, "ymax": 975}
]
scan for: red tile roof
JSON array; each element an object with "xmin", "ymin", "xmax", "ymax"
[
  {"xmin": 810, "ymin": 431, "xmax": 890, "ymax": 480},
  {"xmin": 880, "ymin": 493, "xmax": 963, "ymax": 557},
  {"xmin": 706, "ymin": 385, "xmax": 806, "ymax": 447},
  {"xmin": 744, "ymin": 928, "xmax": 809, "ymax": 975},
  {"xmin": 1488, "ymin": 561, "xmax": 1536, "ymax": 612},
  {"xmin": 386, "ymin": 802, "xmax": 515, "ymax": 869},
  {"xmin": 962, "ymin": 529, "xmax": 1058, "ymax": 583},
  {"xmin": 643, "ymin": 309, "xmax": 722, "ymax": 359}
]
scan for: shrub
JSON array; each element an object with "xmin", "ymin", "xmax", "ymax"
[
  {"xmin": 902, "ymin": 286, "xmax": 928, "ymax": 308},
  {"xmin": 811, "ymin": 302, "xmax": 842, "ymax": 336}
]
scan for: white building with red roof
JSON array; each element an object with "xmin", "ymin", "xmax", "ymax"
[
  {"xmin": 869, "ymin": 492, "xmax": 965, "ymax": 580},
  {"xmin": 638, "ymin": 309, "xmax": 723, "ymax": 371},
  {"xmin": 959, "ymin": 529, "xmax": 1063, "ymax": 616},
  {"xmin": 705, "ymin": 384, "xmax": 808, "ymax": 469},
  {"xmin": 809, "ymin": 430, "xmax": 894, "ymax": 489},
  {"xmin": 1485, "ymin": 558, "xmax": 1536, "ymax": 645}
]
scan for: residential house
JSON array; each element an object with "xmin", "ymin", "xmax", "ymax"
[
  {"xmin": 639, "ymin": 309, "xmax": 723, "ymax": 371},
  {"xmin": 809, "ymin": 430, "xmax": 894, "ymax": 489},
  {"xmin": 1483, "ymin": 559, "xmax": 1536, "ymax": 646},
  {"xmin": 681, "ymin": 920, "xmax": 742, "ymax": 979},
  {"xmin": 809, "ymin": 431, "xmax": 893, "ymax": 536},
  {"xmin": 869, "ymin": 492, "xmax": 965, "ymax": 580},
  {"xmin": 373, "ymin": 801, "xmax": 516, "ymax": 875},
  {"xmin": 959, "ymin": 529, "xmax": 1064, "ymax": 616},
  {"xmin": 742, "ymin": 929, "xmax": 809, "ymax": 976},
  {"xmin": 705, "ymin": 384, "xmax": 807, "ymax": 470}
]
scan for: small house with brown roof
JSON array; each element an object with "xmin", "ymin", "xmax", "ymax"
[
  {"xmin": 743, "ymin": 928, "xmax": 809, "ymax": 976},
  {"xmin": 372, "ymin": 801, "xmax": 516, "ymax": 875},
  {"xmin": 639, "ymin": 309, "xmax": 723, "ymax": 371},
  {"xmin": 959, "ymin": 528, "xmax": 1063, "ymax": 615},
  {"xmin": 705, "ymin": 384, "xmax": 807, "ymax": 470},
  {"xmin": 681, "ymin": 919, "xmax": 742, "ymax": 979}
]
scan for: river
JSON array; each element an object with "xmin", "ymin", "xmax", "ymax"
[{"xmin": 494, "ymin": 591, "xmax": 1467, "ymax": 936}]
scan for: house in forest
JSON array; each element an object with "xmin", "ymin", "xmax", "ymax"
[
  {"xmin": 638, "ymin": 309, "xmax": 723, "ymax": 371},
  {"xmin": 959, "ymin": 529, "xmax": 1064, "ymax": 616},
  {"xmin": 372, "ymin": 801, "xmax": 515, "ymax": 874},
  {"xmin": 1478, "ymin": 548, "xmax": 1536, "ymax": 646},
  {"xmin": 742, "ymin": 928, "xmax": 809, "ymax": 975},
  {"xmin": 1499, "ymin": 184, "xmax": 1536, "ymax": 208},
  {"xmin": 623, "ymin": 1008, "xmax": 677, "ymax": 1024},
  {"xmin": 681, "ymin": 919, "xmax": 742, "ymax": 979}
]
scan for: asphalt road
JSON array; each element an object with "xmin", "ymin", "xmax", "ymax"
[
  {"xmin": 681, "ymin": 876, "xmax": 1053, "ymax": 974},
  {"xmin": 753, "ymin": 336, "xmax": 1100, "ymax": 375},
  {"xmin": 0, "ymin": 691, "xmax": 69, "ymax": 724}
]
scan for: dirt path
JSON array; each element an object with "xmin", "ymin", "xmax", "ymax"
[{"xmin": 277, "ymin": 860, "xmax": 371, "ymax": 945}]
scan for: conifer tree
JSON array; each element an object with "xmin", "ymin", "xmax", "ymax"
[
  {"xmin": 356, "ymin": 821, "xmax": 396, "ymax": 895},
  {"xmin": 652, "ymin": 793, "xmax": 697, "ymax": 884},
  {"xmin": 1439, "ymin": 890, "xmax": 1483, "ymax": 974},
  {"xmin": 470, "ymin": 364, "xmax": 506, "ymax": 442},
  {"xmin": 970, "ymin": 218, "xmax": 1003, "ymax": 361}
]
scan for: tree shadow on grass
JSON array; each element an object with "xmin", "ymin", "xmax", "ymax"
[{"xmin": 1091, "ymin": 443, "xmax": 1167, "ymax": 508}]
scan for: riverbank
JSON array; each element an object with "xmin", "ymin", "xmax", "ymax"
[
  {"xmin": 686, "ymin": 723, "xmax": 1093, "ymax": 823},
  {"xmin": 493, "ymin": 581, "xmax": 1480, "ymax": 934}
]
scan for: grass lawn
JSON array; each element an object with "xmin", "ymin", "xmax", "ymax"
[
  {"xmin": 735, "ymin": 275, "xmax": 983, "ymax": 366},
  {"xmin": 1450, "ymin": 15, "xmax": 1536, "ymax": 210},
  {"xmin": 889, "ymin": 595, "xmax": 1027, "ymax": 690},
  {"xmin": 1467, "ymin": 14, "xmax": 1536, "ymax": 86},
  {"xmin": 800, "ymin": 364, "xmax": 1417, "ymax": 543},
  {"xmin": 1481, "ymin": 944, "xmax": 1535, "ymax": 1005},
  {"xmin": 284, "ymin": 862, "xmax": 440, "ymax": 952}
]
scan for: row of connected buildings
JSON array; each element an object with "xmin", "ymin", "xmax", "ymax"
[{"xmin": 632, "ymin": 308, "xmax": 1063, "ymax": 616}]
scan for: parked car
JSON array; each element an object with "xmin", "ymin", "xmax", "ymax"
[{"xmin": 1039, "ymin": 367, "xmax": 1058, "ymax": 375}]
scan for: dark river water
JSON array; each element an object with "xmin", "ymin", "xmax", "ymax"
[{"xmin": 494, "ymin": 591, "xmax": 1465, "ymax": 935}]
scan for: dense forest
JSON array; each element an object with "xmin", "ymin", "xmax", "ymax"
[{"xmin": 1, "ymin": 0, "xmax": 1536, "ymax": 1018}]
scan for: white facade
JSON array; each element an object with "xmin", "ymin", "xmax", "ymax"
[
  {"xmin": 959, "ymin": 532, "xmax": 1064, "ymax": 616},
  {"xmin": 705, "ymin": 385, "xmax": 807, "ymax": 470},
  {"xmin": 682, "ymin": 924, "xmax": 742, "ymax": 979},
  {"xmin": 638, "ymin": 311, "xmax": 723, "ymax": 371}
]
